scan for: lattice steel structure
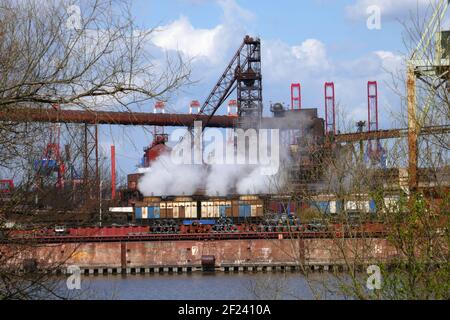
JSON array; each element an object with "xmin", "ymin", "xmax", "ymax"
[
  {"xmin": 195, "ymin": 35, "xmax": 262, "ymax": 130},
  {"xmin": 83, "ymin": 123, "xmax": 99, "ymax": 201},
  {"xmin": 236, "ymin": 36, "xmax": 263, "ymax": 119}
]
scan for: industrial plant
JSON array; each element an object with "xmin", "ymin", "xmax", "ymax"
[
  {"xmin": 2, "ymin": 33, "xmax": 448, "ymax": 228},
  {"xmin": 0, "ymin": 0, "xmax": 448, "ymax": 302}
]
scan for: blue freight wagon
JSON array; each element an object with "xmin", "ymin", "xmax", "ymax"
[
  {"xmin": 219, "ymin": 205, "xmax": 230, "ymax": 217},
  {"xmin": 135, "ymin": 207, "xmax": 142, "ymax": 220},
  {"xmin": 135, "ymin": 206, "xmax": 160, "ymax": 219},
  {"xmin": 369, "ymin": 200, "xmax": 377, "ymax": 213},
  {"xmin": 310, "ymin": 200, "xmax": 344, "ymax": 214},
  {"xmin": 182, "ymin": 220, "xmax": 216, "ymax": 225},
  {"xmin": 312, "ymin": 201, "xmax": 331, "ymax": 214},
  {"xmin": 153, "ymin": 207, "xmax": 160, "ymax": 219},
  {"xmin": 239, "ymin": 205, "xmax": 251, "ymax": 218}
]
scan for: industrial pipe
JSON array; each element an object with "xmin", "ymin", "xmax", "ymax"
[
  {"xmin": 1, "ymin": 107, "xmax": 448, "ymax": 142},
  {"xmin": 0, "ymin": 107, "xmax": 237, "ymax": 128}
]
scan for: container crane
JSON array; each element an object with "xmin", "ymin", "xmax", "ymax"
[
  {"xmin": 366, "ymin": 81, "xmax": 386, "ymax": 168},
  {"xmin": 34, "ymin": 105, "xmax": 65, "ymax": 189},
  {"xmin": 291, "ymin": 83, "xmax": 301, "ymax": 111},
  {"xmin": 407, "ymin": 0, "xmax": 450, "ymax": 189}
]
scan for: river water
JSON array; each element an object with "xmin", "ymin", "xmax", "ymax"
[{"xmin": 59, "ymin": 272, "xmax": 342, "ymax": 300}]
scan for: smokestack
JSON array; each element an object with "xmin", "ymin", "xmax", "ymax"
[{"xmin": 111, "ymin": 145, "xmax": 116, "ymax": 200}]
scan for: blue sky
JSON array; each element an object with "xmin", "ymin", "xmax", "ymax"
[
  {"xmin": 132, "ymin": 0, "xmax": 403, "ymax": 56},
  {"xmin": 100, "ymin": 0, "xmax": 439, "ymax": 180}
]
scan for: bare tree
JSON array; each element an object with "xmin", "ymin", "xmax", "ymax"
[
  {"xmin": 0, "ymin": 0, "xmax": 191, "ymax": 299},
  {"xmin": 249, "ymin": 8, "xmax": 450, "ymax": 297}
]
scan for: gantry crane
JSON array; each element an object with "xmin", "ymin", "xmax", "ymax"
[
  {"xmin": 34, "ymin": 105, "xmax": 65, "ymax": 190},
  {"xmin": 407, "ymin": 0, "xmax": 450, "ymax": 190}
]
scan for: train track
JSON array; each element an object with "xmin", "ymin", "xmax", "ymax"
[{"xmin": 2, "ymin": 230, "xmax": 386, "ymax": 244}]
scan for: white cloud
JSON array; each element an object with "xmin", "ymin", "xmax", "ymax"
[
  {"xmin": 291, "ymin": 39, "xmax": 331, "ymax": 70},
  {"xmin": 150, "ymin": 0, "xmax": 253, "ymax": 65},
  {"xmin": 337, "ymin": 50, "xmax": 404, "ymax": 78},
  {"xmin": 217, "ymin": 0, "xmax": 255, "ymax": 23},
  {"xmin": 148, "ymin": 0, "xmax": 255, "ymax": 112},
  {"xmin": 259, "ymin": 34, "xmax": 405, "ymax": 129},
  {"xmin": 338, "ymin": 54, "xmax": 383, "ymax": 77},
  {"xmin": 374, "ymin": 50, "xmax": 405, "ymax": 73},
  {"xmin": 346, "ymin": 0, "xmax": 438, "ymax": 21},
  {"xmin": 149, "ymin": 0, "xmax": 405, "ymax": 129},
  {"xmin": 262, "ymin": 38, "xmax": 332, "ymax": 85},
  {"xmin": 152, "ymin": 16, "xmax": 225, "ymax": 63},
  {"xmin": 334, "ymin": 50, "xmax": 404, "ymax": 129}
]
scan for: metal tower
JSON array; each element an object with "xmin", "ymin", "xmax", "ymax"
[
  {"xmin": 194, "ymin": 35, "xmax": 262, "ymax": 131},
  {"xmin": 366, "ymin": 81, "xmax": 386, "ymax": 167},
  {"xmin": 228, "ymin": 100, "xmax": 238, "ymax": 116},
  {"xmin": 324, "ymin": 82, "xmax": 336, "ymax": 135},
  {"xmin": 82, "ymin": 123, "xmax": 99, "ymax": 199},
  {"xmin": 236, "ymin": 36, "xmax": 263, "ymax": 119},
  {"xmin": 367, "ymin": 81, "xmax": 378, "ymax": 132},
  {"xmin": 289, "ymin": 83, "xmax": 302, "ymax": 144},
  {"xmin": 153, "ymin": 101, "xmax": 166, "ymax": 136},
  {"xmin": 142, "ymin": 101, "xmax": 169, "ymax": 168},
  {"xmin": 34, "ymin": 105, "xmax": 65, "ymax": 190},
  {"xmin": 291, "ymin": 83, "xmax": 301, "ymax": 110},
  {"xmin": 189, "ymin": 100, "xmax": 200, "ymax": 114}
]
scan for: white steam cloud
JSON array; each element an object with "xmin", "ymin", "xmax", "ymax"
[
  {"xmin": 137, "ymin": 125, "xmax": 290, "ymax": 197},
  {"xmin": 138, "ymin": 157, "xmax": 284, "ymax": 197},
  {"xmin": 138, "ymin": 155, "xmax": 206, "ymax": 196}
]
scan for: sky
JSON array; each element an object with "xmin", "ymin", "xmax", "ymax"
[{"xmin": 98, "ymin": 0, "xmax": 443, "ymax": 180}]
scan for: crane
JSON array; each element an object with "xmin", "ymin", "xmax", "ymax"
[{"xmin": 407, "ymin": 0, "xmax": 450, "ymax": 189}]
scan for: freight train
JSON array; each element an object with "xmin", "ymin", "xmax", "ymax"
[
  {"xmin": 105, "ymin": 194, "xmax": 383, "ymax": 234},
  {"xmin": 112, "ymin": 195, "xmax": 270, "ymax": 229},
  {"xmin": 112, "ymin": 194, "xmax": 378, "ymax": 221},
  {"xmin": 9, "ymin": 193, "xmax": 436, "ymax": 240}
]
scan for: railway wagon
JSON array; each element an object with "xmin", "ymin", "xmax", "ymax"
[
  {"xmin": 133, "ymin": 195, "xmax": 264, "ymax": 222},
  {"xmin": 266, "ymin": 200, "xmax": 300, "ymax": 215}
]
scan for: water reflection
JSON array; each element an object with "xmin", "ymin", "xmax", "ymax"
[{"xmin": 53, "ymin": 272, "xmax": 343, "ymax": 300}]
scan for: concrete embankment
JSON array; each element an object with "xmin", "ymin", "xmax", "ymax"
[{"xmin": 2, "ymin": 238, "xmax": 398, "ymax": 275}]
